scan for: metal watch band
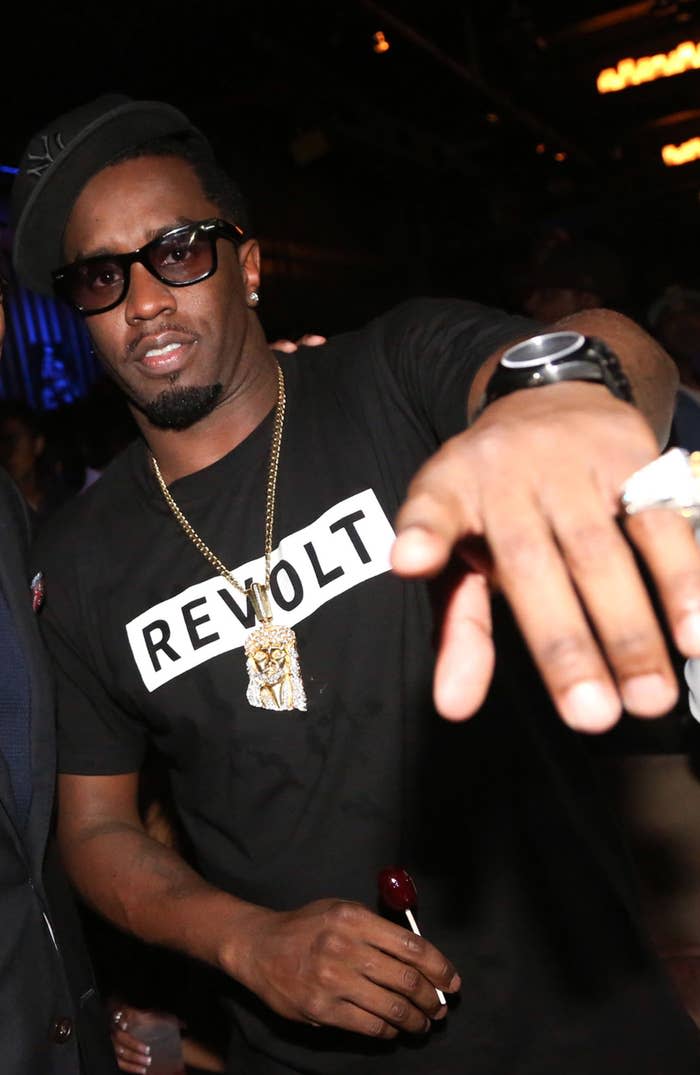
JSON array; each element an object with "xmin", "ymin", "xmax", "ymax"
[{"xmin": 475, "ymin": 334, "xmax": 634, "ymax": 419}]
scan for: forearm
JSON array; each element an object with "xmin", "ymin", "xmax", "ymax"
[
  {"xmin": 58, "ymin": 816, "xmax": 258, "ymax": 975},
  {"xmin": 468, "ymin": 307, "xmax": 678, "ymax": 446}
]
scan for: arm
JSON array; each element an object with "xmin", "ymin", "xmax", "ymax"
[
  {"xmin": 391, "ymin": 307, "xmax": 700, "ymax": 730},
  {"xmin": 466, "ymin": 307, "xmax": 677, "ymax": 444},
  {"xmin": 58, "ymin": 773, "xmax": 459, "ymax": 1040}
]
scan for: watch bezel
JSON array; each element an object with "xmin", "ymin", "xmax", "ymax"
[
  {"xmin": 475, "ymin": 331, "xmax": 634, "ymax": 419},
  {"xmin": 501, "ymin": 330, "xmax": 586, "ymax": 368}
]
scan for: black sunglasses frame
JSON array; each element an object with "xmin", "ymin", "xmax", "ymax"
[{"xmin": 52, "ymin": 218, "xmax": 247, "ymax": 316}]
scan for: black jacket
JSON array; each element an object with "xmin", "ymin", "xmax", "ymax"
[{"xmin": 0, "ymin": 468, "xmax": 116, "ymax": 1075}]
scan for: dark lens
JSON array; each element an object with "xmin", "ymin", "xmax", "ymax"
[
  {"xmin": 150, "ymin": 228, "xmax": 214, "ymax": 284},
  {"xmin": 69, "ymin": 258, "xmax": 126, "ymax": 311}
]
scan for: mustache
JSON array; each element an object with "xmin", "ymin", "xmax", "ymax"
[{"xmin": 125, "ymin": 322, "xmax": 201, "ymax": 356}]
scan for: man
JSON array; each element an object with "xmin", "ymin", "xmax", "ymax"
[
  {"xmin": 648, "ymin": 284, "xmax": 700, "ymax": 452},
  {"xmin": 10, "ymin": 94, "xmax": 700, "ymax": 1074},
  {"xmin": 0, "ymin": 274, "xmax": 117, "ymax": 1072},
  {"xmin": 0, "ymin": 399, "xmax": 74, "ymax": 525},
  {"xmin": 518, "ymin": 235, "xmax": 629, "ymax": 324}
]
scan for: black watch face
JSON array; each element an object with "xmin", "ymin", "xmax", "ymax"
[{"xmin": 501, "ymin": 331, "xmax": 585, "ymax": 368}]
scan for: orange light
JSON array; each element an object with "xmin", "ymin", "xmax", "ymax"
[
  {"xmin": 554, "ymin": 151, "xmax": 567, "ymax": 162},
  {"xmin": 662, "ymin": 136, "xmax": 700, "ymax": 166},
  {"xmin": 535, "ymin": 143, "xmax": 547, "ymax": 154},
  {"xmin": 486, "ymin": 112, "xmax": 500, "ymax": 124},
  {"xmin": 373, "ymin": 31, "xmax": 390, "ymax": 54},
  {"xmin": 597, "ymin": 40, "xmax": 700, "ymax": 93}
]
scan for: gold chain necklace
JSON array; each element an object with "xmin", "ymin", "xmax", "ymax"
[{"xmin": 151, "ymin": 359, "xmax": 307, "ymax": 712}]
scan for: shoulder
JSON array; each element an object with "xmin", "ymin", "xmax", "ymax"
[
  {"xmin": 367, "ymin": 295, "xmax": 529, "ymax": 334},
  {"xmin": 321, "ymin": 296, "xmax": 535, "ymax": 358},
  {"xmin": 291, "ymin": 297, "xmax": 528, "ymax": 369}
]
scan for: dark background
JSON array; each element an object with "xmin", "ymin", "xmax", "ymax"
[{"xmin": 2, "ymin": 0, "xmax": 700, "ymax": 350}]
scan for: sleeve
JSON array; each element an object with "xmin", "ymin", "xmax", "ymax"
[
  {"xmin": 372, "ymin": 296, "xmax": 539, "ymax": 441},
  {"xmin": 32, "ymin": 533, "xmax": 148, "ymax": 775}
]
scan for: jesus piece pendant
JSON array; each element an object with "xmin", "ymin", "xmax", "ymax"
[{"xmin": 244, "ymin": 584, "xmax": 307, "ymax": 712}]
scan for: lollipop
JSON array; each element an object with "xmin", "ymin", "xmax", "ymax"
[{"xmin": 377, "ymin": 866, "xmax": 446, "ymax": 1005}]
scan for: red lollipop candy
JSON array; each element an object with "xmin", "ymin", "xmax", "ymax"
[
  {"xmin": 377, "ymin": 865, "xmax": 446, "ymax": 1005},
  {"xmin": 378, "ymin": 866, "xmax": 417, "ymax": 913}
]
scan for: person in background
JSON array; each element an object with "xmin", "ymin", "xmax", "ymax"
[
  {"xmin": 647, "ymin": 285, "xmax": 700, "ymax": 453},
  {"xmin": 0, "ymin": 275, "xmax": 118, "ymax": 1073},
  {"xmin": 0, "ymin": 398, "xmax": 73, "ymax": 525},
  {"xmin": 517, "ymin": 234, "xmax": 630, "ymax": 323}
]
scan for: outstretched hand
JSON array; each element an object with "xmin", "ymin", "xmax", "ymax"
[{"xmin": 392, "ymin": 381, "xmax": 700, "ymax": 732}]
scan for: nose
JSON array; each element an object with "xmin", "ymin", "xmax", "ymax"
[{"xmin": 125, "ymin": 262, "xmax": 176, "ymax": 324}]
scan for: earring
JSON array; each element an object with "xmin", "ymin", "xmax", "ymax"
[{"xmin": 248, "ymin": 290, "xmax": 260, "ymax": 306}]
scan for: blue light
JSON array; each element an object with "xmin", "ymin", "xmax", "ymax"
[{"xmin": 0, "ymin": 165, "xmax": 19, "ymax": 175}]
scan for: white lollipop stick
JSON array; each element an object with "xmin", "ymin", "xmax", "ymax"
[{"xmin": 405, "ymin": 908, "xmax": 446, "ymax": 1005}]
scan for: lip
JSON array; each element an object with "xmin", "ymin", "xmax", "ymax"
[{"xmin": 132, "ymin": 331, "xmax": 198, "ymax": 376}]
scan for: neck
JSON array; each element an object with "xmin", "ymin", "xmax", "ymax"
[{"xmin": 136, "ymin": 347, "xmax": 279, "ymax": 484}]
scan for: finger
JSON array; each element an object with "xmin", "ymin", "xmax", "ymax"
[
  {"xmin": 486, "ymin": 487, "xmax": 622, "ymax": 731},
  {"xmin": 544, "ymin": 482, "xmax": 678, "ymax": 717},
  {"xmin": 624, "ymin": 508, "xmax": 700, "ymax": 657},
  {"xmin": 112, "ymin": 1028, "xmax": 151, "ymax": 1056},
  {"xmin": 269, "ymin": 339, "xmax": 297, "ymax": 353},
  {"xmin": 304, "ymin": 996, "xmax": 401, "ymax": 1039},
  {"xmin": 342, "ymin": 979, "xmax": 434, "ymax": 1034},
  {"xmin": 357, "ymin": 911, "xmax": 460, "ymax": 996},
  {"xmin": 359, "ymin": 947, "xmax": 448, "ymax": 1020},
  {"xmin": 433, "ymin": 570, "xmax": 495, "ymax": 720},
  {"xmin": 296, "ymin": 333, "xmax": 326, "ymax": 347},
  {"xmin": 114, "ymin": 1042, "xmax": 151, "ymax": 1073},
  {"xmin": 391, "ymin": 443, "xmax": 481, "ymax": 580}
]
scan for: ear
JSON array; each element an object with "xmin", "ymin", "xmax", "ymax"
[{"xmin": 238, "ymin": 239, "xmax": 261, "ymax": 299}]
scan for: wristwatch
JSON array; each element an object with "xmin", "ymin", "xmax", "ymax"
[{"xmin": 476, "ymin": 330, "xmax": 634, "ymax": 416}]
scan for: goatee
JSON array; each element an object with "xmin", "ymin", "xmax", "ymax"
[{"xmin": 136, "ymin": 383, "xmax": 223, "ymax": 430}]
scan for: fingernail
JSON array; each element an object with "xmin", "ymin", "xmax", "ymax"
[
  {"xmin": 448, "ymin": 973, "xmax": 461, "ymax": 991},
  {"xmin": 560, "ymin": 681, "xmax": 620, "ymax": 731},
  {"xmin": 678, "ymin": 611, "xmax": 700, "ymax": 654},
  {"xmin": 622, "ymin": 674, "xmax": 676, "ymax": 715}
]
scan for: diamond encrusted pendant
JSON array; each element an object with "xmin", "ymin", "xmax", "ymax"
[{"xmin": 244, "ymin": 584, "xmax": 307, "ymax": 712}]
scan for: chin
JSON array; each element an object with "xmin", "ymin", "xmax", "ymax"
[{"xmin": 135, "ymin": 383, "xmax": 224, "ymax": 430}]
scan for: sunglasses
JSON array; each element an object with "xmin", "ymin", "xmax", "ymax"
[{"xmin": 52, "ymin": 217, "xmax": 247, "ymax": 316}]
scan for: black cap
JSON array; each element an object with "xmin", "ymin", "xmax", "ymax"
[{"xmin": 11, "ymin": 94, "xmax": 212, "ymax": 296}]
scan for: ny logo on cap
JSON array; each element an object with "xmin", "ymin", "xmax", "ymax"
[{"xmin": 25, "ymin": 132, "xmax": 66, "ymax": 180}]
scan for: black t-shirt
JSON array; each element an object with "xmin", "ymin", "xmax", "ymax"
[{"xmin": 32, "ymin": 298, "xmax": 700, "ymax": 1073}]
